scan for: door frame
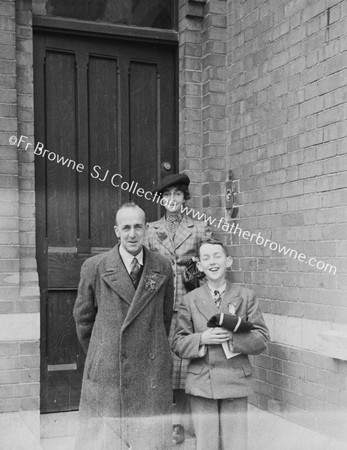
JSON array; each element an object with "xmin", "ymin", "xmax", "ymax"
[{"xmin": 33, "ymin": 15, "xmax": 178, "ymax": 44}]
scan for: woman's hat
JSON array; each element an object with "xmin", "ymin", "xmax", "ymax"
[{"xmin": 153, "ymin": 173, "xmax": 190, "ymax": 195}]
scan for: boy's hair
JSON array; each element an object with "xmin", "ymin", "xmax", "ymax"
[{"xmin": 198, "ymin": 238, "xmax": 228, "ymax": 257}]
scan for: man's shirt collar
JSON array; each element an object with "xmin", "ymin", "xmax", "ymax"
[{"xmin": 119, "ymin": 245, "xmax": 144, "ymax": 273}]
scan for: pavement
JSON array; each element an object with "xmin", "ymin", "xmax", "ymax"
[{"xmin": 1, "ymin": 405, "xmax": 346, "ymax": 450}]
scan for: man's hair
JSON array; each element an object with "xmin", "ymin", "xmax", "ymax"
[
  {"xmin": 161, "ymin": 184, "xmax": 191, "ymax": 201},
  {"xmin": 114, "ymin": 201, "xmax": 146, "ymax": 225},
  {"xmin": 198, "ymin": 238, "xmax": 228, "ymax": 257}
]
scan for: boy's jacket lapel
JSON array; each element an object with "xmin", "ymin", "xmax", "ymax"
[
  {"xmin": 194, "ymin": 283, "xmax": 219, "ymax": 321},
  {"xmin": 222, "ymin": 281, "xmax": 243, "ymax": 313},
  {"xmin": 194, "ymin": 281, "xmax": 244, "ymax": 322}
]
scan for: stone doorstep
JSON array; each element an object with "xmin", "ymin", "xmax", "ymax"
[
  {"xmin": 40, "ymin": 406, "xmax": 347, "ymax": 450},
  {"xmin": 0, "ymin": 411, "xmax": 41, "ymax": 450},
  {"xmin": 40, "ymin": 411, "xmax": 79, "ymax": 439},
  {"xmin": 1, "ymin": 406, "xmax": 347, "ymax": 450},
  {"xmin": 40, "ymin": 436, "xmax": 75, "ymax": 450}
]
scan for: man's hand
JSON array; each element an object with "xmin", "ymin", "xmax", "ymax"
[{"xmin": 200, "ymin": 327, "xmax": 233, "ymax": 345}]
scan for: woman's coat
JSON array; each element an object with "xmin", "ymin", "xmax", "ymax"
[{"xmin": 145, "ymin": 214, "xmax": 211, "ymax": 311}]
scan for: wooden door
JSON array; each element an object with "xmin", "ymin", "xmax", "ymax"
[{"xmin": 34, "ymin": 29, "xmax": 177, "ymax": 412}]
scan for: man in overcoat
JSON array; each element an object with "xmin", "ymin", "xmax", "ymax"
[{"xmin": 73, "ymin": 202, "xmax": 174, "ymax": 450}]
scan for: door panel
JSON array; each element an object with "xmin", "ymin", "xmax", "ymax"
[
  {"xmin": 45, "ymin": 51, "xmax": 78, "ymax": 247},
  {"xmin": 34, "ymin": 30, "xmax": 177, "ymax": 412},
  {"xmin": 89, "ymin": 56, "xmax": 120, "ymax": 247},
  {"xmin": 130, "ymin": 61, "xmax": 159, "ymax": 219}
]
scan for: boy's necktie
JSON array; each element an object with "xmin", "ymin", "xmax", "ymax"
[
  {"xmin": 213, "ymin": 290, "xmax": 223, "ymax": 309},
  {"xmin": 130, "ymin": 257, "xmax": 142, "ymax": 288}
]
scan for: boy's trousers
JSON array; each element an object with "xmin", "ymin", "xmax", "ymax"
[{"xmin": 189, "ymin": 395, "xmax": 248, "ymax": 450}]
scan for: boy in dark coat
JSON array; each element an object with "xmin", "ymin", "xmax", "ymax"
[{"xmin": 172, "ymin": 238, "xmax": 269, "ymax": 450}]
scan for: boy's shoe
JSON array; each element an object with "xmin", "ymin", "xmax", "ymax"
[{"xmin": 172, "ymin": 424, "xmax": 185, "ymax": 444}]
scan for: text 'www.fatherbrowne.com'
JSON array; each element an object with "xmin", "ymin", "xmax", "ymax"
[
  {"xmin": 180, "ymin": 206, "xmax": 337, "ymax": 275},
  {"xmin": 10, "ymin": 134, "xmax": 337, "ymax": 274}
]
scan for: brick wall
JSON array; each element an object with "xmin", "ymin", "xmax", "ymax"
[
  {"xmin": 179, "ymin": 0, "xmax": 347, "ymax": 441},
  {"xmin": 178, "ymin": 0, "xmax": 205, "ymax": 205},
  {"xmin": 200, "ymin": 0, "xmax": 227, "ymax": 222},
  {"xmin": 179, "ymin": 0, "xmax": 229, "ymax": 223},
  {"xmin": 225, "ymin": 0, "xmax": 347, "ymax": 440},
  {"xmin": 0, "ymin": 0, "xmax": 39, "ymax": 416}
]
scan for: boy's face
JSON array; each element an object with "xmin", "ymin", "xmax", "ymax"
[{"xmin": 197, "ymin": 243, "xmax": 232, "ymax": 283}]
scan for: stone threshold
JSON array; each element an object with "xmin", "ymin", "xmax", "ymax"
[{"xmin": 1, "ymin": 406, "xmax": 346, "ymax": 450}]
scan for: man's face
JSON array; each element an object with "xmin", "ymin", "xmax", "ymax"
[
  {"xmin": 197, "ymin": 243, "xmax": 232, "ymax": 283},
  {"xmin": 114, "ymin": 206, "xmax": 146, "ymax": 256}
]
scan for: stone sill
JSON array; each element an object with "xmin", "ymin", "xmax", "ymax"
[{"xmin": 319, "ymin": 330, "xmax": 347, "ymax": 361}]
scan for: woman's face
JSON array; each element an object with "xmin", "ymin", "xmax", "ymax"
[{"xmin": 162, "ymin": 186, "xmax": 185, "ymax": 213}]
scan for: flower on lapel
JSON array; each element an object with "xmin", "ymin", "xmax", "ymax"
[
  {"xmin": 156, "ymin": 231, "xmax": 168, "ymax": 241},
  {"xmin": 145, "ymin": 275, "xmax": 157, "ymax": 291}
]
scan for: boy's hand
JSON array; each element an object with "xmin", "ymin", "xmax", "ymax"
[{"xmin": 200, "ymin": 327, "xmax": 232, "ymax": 345}]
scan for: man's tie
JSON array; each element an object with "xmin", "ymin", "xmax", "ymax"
[
  {"xmin": 213, "ymin": 290, "xmax": 223, "ymax": 309},
  {"xmin": 130, "ymin": 257, "xmax": 142, "ymax": 288}
]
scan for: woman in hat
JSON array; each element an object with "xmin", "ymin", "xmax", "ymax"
[{"xmin": 145, "ymin": 173, "xmax": 211, "ymax": 444}]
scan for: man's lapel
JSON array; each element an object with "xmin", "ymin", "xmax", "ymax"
[
  {"xmin": 122, "ymin": 248, "xmax": 166, "ymax": 330},
  {"xmin": 101, "ymin": 245, "xmax": 135, "ymax": 306}
]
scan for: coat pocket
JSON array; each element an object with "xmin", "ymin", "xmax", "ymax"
[{"xmin": 187, "ymin": 362, "xmax": 204, "ymax": 375}]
